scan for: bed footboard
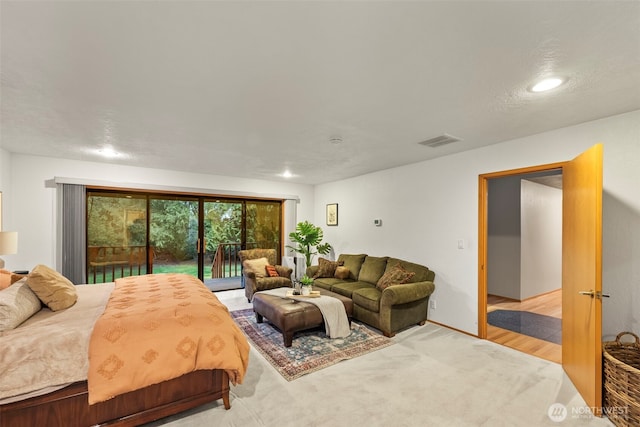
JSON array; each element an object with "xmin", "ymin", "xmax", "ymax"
[{"xmin": 0, "ymin": 369, "xmax": 230, "ymax": 427}]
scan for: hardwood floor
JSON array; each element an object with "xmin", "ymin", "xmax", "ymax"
[{"xmin": 487, "ymin": 289, "xmax": 562, "ymax": 364}]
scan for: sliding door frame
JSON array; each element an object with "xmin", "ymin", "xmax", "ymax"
[{"xmin": 86, "ymin": 187, "xmax": 284, "ymax": 283}]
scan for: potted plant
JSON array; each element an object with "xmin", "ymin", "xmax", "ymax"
[
  {"xmin": 286, "ymin": 221, "xmax": 332, "ymax": 268},
  {"xmin": 299, "ymin": 275, "xmax": 314, "ymax": 295}
]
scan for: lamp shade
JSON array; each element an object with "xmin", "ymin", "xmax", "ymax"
[{"xmin": 0, "ymin": 231, "xmax": 18, "ymax": 255}]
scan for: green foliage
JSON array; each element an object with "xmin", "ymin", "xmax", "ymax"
[
  {"xmin": 87, "ymin": 195, "xmax": 282, "ymax": 267},
  {"xmin": 149, "ymin": 199, "xmax": 198, "ymax": 261},
  {"xmin": 87, "ymin": 196, "xmax": 147, "ymax": 246},
  {"xmin": 299, "ymin": 275, "xmax": 314, "ymax": 286},
  {"xmin": 246, "ymin": 202, "xmax": 280, "ymax": 249},
  {"xmin": 286, "ymin": 221, "xmax": 332, "ymax": 267},
  {"xmin": 204, "ymin": 202, "xmax": 242, "ymax": 254}
]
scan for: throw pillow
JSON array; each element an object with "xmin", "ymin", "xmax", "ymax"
[
  {"xmin": 0, "ymin": 269, "xmax": 12, "ymax": 290},
  {"xmin": 265, "ymin": 265, "xmax": 279, "ymax": 277},
  {"xmin": 0, "ymin": 278, "xmax": 42, "ymax": 331},
  {"xmin": 243, "ymin": 257, "xmax": 269, "ymax": 278},
  {"xmin": 334, "ymin": 266, "xmax": 350, "ymax": 280},
  {"xmin": 376, "ymin": 263, "xmax": 416, "ymax": 291},
  {"xmin": 313, "ymin": 257, "xmax": 340, "ymax": 279},
  {"xmin": 26, "ymin": 264, "xmax": 78, "ymax": 311},
  {"xmin": 0, "ymin": 269, "xmax": 25, "ymax": 290}
]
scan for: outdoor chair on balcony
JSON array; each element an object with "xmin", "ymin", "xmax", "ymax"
[{"xmin": 238, "ymin": 248, "xmax": 293, "ymax": 302}]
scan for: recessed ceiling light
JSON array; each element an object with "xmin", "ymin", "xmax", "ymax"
[
  {"xmin": 282, "ymin": 170, "xmax": 292, "ymax": 178},
  {"xmin": 529, "ymin": 77, "xmax": 566, "ymax": 93},
  {"xmin": 96, "ymin": 146, "xmax": 121, "ymax": 158}
]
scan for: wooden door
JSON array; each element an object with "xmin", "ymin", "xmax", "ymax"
[{"xmin": 562, "ymin": 143, "xmax": 603, "ymax": 413}]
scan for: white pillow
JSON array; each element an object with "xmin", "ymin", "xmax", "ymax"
[
  {"xmin": 0, "ymin": 278, "xmax": 42, "ymax": 331},
  {"xmin": 243, "ymin": 257, "xmax": 269, "ymax": 278}
]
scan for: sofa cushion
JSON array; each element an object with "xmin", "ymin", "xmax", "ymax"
[
  {"xmin": 243, "ymin": 257, "xmax": 269, "ymax": 278},
  {"xmin": 358, "ymin": 256, "xmax": 389, "ymax": 285},
  {"xmin": 352, "ymin": 287, "xmax": 381, "ymax": 313},
  {"xmin": 312, "ymin": 257, "xmax": 341, "ymax": 279},
  {"xmin": 311, "ymin": 278, "xmax": 336, "ymax": 291},
  {"xmin": 334, "ymin": 266, "xmax": 350, "ymax": 280},
  {"xmin": 330, "ymin": 281, "xmax": 375, "ymax": 298},
  {"xmin": 337, "ymin": 254, "xmax": 367, "ymax": 281},
  {"xmin": 256, "ymin": 277, "xmax": 292, "ymax": 288},
  {"xmin": 386, "ymin": 258, "xmax": 434, "ymax": 283},
  {"xmin": 376, "ymin": 263, "xmax": 415, "ymax": 291}
]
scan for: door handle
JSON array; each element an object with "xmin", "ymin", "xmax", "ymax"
[
  {"xmin": 196, "ymin": 238, "xmax": 206, "ymax": 254},
  {"xmin": 578, "ymin": 290, "xmax": 610, "ymax": 299}
]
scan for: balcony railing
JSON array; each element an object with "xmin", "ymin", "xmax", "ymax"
[
  {"xmin": 210, "ymin": 242, "xmax": 278, "ymax": 278},
  {"xmin": 210, "ymin": 243, "xmax": 243, "ymax": 279},
  {"xmin": 88, "ymin": 245, "xmax": 153, "ymax": 284}
]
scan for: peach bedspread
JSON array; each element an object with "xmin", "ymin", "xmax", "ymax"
[{"xmin": 88, "ymin": 274, "xmax": 249, "ymax": 404}]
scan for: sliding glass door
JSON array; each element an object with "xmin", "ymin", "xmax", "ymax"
[
  {"xmin": 205, "ymin": 200, "xmax": 243, "ymax": 280},
  {"xmin": 205, "ymin": 199, "xmax": 282, "ymax": 280},
  {"xmin": 86, "ymin": 192, "xmax": 149, "ymax": 284},
  {"xmin": 149, "ymin": 196, "xmax": 199, "ymax": 278},
  {"xmin": 86, "ymin": 190, "xmax": 282, "ymax": 286},
  {"xmin": 246, "ymin": 200, "xmax": 282, "ymax": 258}
]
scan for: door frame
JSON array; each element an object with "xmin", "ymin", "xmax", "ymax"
[{"xmin": 477, "ymin": 161, "xmax": 566, "ymax": 338}]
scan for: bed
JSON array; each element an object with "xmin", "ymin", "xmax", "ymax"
[{"xmin": 0, "ymin": 271, "xmax": 250, "ymax": 427}]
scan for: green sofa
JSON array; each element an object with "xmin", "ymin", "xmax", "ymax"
[{"xmin": 306, "ymin": 254, "xmax": 435, "ymax": 337}]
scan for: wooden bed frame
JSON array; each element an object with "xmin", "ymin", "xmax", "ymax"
[{"xmin": 0, "ymin": 369, "xmax": 229, "ymax": 426}]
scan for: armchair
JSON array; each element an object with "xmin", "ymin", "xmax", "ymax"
[{"xmin": 238, "ymin": 249, "xmax": 293, "ymax": 302}]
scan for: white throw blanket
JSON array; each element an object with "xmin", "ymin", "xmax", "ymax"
[{"xmin": 257, "ymin": 288, "xmax": 351, "ymax": 339}]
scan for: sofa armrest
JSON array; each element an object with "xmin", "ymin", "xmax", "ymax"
[
  {"xmin": 380, "ymin": 281, "xmax": 435, "ymax": 306},
  {"xmin": 275, "ymin": 265, "xmax": 293, "ymax": 279},
  {"xmin": 306, "ymin": 265, "xmax": 319, "ymax": 278}
]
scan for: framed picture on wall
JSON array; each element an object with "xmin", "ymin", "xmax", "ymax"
[{"xmin": 326, "ymin": 203, "xmax": 338, "ymax": 226}]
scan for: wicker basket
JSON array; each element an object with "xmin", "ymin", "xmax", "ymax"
[{"xmin": 603, "ymin": 332, "xmax": 640, "ymax": 427}]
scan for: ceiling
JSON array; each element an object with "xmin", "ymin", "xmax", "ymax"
[{"xmin": 1, "ymin": 1, "xmax": 639, "ymax": 185}]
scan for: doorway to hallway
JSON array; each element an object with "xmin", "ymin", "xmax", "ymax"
[{"xmin": 478, "ymin": 164, "xmax": 563, "ymax": 362}]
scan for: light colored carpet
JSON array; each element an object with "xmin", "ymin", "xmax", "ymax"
[{"xmin": 146, "ymin": 289, "xmax": 614, "ymax": 427}]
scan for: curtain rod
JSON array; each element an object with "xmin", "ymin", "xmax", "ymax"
[{"xmin": 45, "ymin": 177, "xmax": 300, "ymax": 202}]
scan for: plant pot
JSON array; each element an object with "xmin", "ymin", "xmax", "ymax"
[{"xmin": 301, "ymin": 285, "xmax": 312, "ymax": 296}]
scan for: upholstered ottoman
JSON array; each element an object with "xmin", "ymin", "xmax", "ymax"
[{"xmin": 252, "ymin": 288, "xmax": 353, "ymax": 347}]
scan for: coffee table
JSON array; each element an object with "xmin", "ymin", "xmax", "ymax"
[{"xmin": 252, "ymin": 287, "xmax": 353, "ymax": 347}]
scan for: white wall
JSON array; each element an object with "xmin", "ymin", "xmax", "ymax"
[
  {"xmin": 520, "ymin": 180, "xmax": 562, "ymax": 299},
  {"xmin": 315, "ymin": 110, "xmax": 640, "ymax": 338},
  {"xmin": 5, "ymin": 110, "xmax": 639, "ymax": 339},
  {"xmin": 0, "ymin": 149, "xmax": 8, "ymax": 192},
  {"xmin": 486, "ymin": 177, "xmax": 562, "ymax": 301},
  {"xmin": 487, "ymin": 176, "xmax": 521, "ymax": 300},
  {"xmin": 0, "ymin": 148, "xmax": 11, "ymax": 215},
  {"xmin": 5, "ymin": 154, "xmax": 315, "ymax": 274}
]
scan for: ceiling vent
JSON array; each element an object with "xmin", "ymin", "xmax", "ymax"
[{"xmin": 418, "ymin": 134, "xmax": 461, "ymax": 148}]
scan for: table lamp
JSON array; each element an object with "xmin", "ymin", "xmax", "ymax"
[{"xmin": 0, "ymin": 231, "xmax": 18, "ymax": 269}]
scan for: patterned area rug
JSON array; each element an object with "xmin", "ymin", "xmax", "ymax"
[
  {"xmin": 488, "ymin": 309, "xmax": 562, "ymax": 344},
  {"xmin": 230, "ymin": 308, "xmax": 394, "ymax": 381}
]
